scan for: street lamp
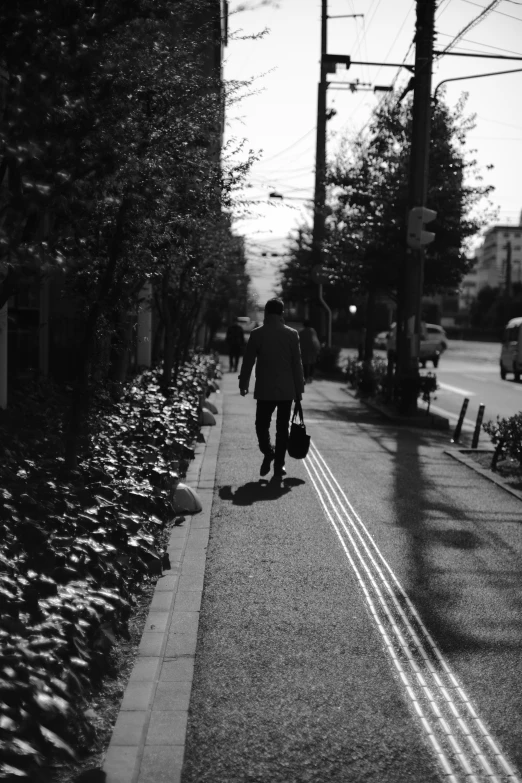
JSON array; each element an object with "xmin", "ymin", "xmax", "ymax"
[{"xmin": 433, "ymin": 67, "xmax": 522, "ymax": 100}]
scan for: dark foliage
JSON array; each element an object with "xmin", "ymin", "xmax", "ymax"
[{"xmin": 0, "ymin": 353, "xmax": 218, "ymax": 780}]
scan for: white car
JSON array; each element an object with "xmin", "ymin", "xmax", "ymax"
[
  {"xmin": 387, "ymin": 323, "xmax": 448, "ymax": 368},
  {"xmin": 374, "ymin": 331, "xmax": 389, "ymax": 350}
]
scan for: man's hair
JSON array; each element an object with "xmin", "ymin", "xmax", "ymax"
[{"xmin": 264, "ymin": 298, "xmax": 284, "ymax": 315}]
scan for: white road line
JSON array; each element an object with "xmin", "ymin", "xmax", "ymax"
[
  {"xmin": 304, "ymin": 443, "xmax": 521, "ymax": 783},
  {"xmin": 306, "ymin": 451, "xmax": 495, "ymax": 781},
  {"xmin": 302, "ymin": 455, "xmax": 459, "ymax": 782},
  {"xmin": 438, "ymin": 382, "xmax": 476, "ymax": 397}
]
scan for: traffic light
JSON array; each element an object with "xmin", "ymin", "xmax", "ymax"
[{"xmin": 407, "ymin": 206, "xmax": 437, "ymax": 249}]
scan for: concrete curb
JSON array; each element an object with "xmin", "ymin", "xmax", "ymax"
[
  {"xmin": 102, "ymin": 389, "xmax": 223, "ymax": 783},
  {"xmin": 444, "ymin": 447, "xmax": 522, "ymax": 503},
  {"xmin": 342, "ymin": 386, "xmax": 450, "ymax": 430}
]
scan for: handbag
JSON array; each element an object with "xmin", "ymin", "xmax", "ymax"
[{"xmin": 287, "ymin": 400, "xmax": 311, "ymax": 459}]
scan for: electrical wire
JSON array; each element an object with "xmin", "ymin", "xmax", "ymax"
[
  {"xmin": 350, "ymin": 0, "xmax": 379, "ymax": 59},
  {"xmin": 460, "ymin": 0, "xmax": 522, "ymax": 22},
  {"xmin": 477, "ymin": 114, "xmax": 522, "ymax": 129},
  {"xmin": 437, "ymin": 0, "xmax": 502, "ymax": 57},
  {"xmin": 369, "ymin": 1, "xmax": 415, "ymax": 85},
  {"xmin": 253, "ymin": 143, "xmax": 317, "ymax": 171},
  {"xmin": 256, "ymin": 127, "xmax": 316, "ymax": 164},
  {"xmin": 436, "ymin": 0, "xmax": 455, "ymax": 20},
  {"xmin": 250, "ymin": 161, "xmax": 315, "ymax": 176},
  {"xmin": 437, "ymin": 32, "xmax": 522, "ymax": 56}
]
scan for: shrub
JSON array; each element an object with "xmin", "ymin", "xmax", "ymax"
[
  {"xmin": 317, "ymin": 345, "xmax": 342, "ymax": 375},
  {"xmin": 344, "ymin": 357, "xmax": 438, "ymax": 410},
  {"xmin": 344, "ymin": 357, "xmax": 388, "ymax": 397},
  {"xmin": 0, "ymin": 353, "xmax": 218, "ymax": 779},
  {"xmin": 483, "ymin": 413, "xmax": 522, "ymax": 465},
  {"xmin": 418, "ymin": 373, "xmax": 438, "ymax": 412}
]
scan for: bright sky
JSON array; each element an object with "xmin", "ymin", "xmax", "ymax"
[{"xmin": 223, "ymin": 0, "xmax": 522, "ymax": 306}]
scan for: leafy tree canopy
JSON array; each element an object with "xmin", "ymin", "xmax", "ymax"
[{"xmin": 280, "ymin": 91, "xmax": 496, "ymax": 305}]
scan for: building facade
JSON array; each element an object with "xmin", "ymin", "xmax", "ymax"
[
  {"xmin": 458, "ymin": 214, "xmax": 522, "ymax": 314},
  {"xmin": 475, "ymin": 219, "xmax": 522, "ymax": 291}
]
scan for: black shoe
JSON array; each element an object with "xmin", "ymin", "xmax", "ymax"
[
  {"xmin": 260, "ymin": 450, "xmax": 274, "ymax": 476},
  {"xmin": 273, "ymin": 465, "xmax": 286, "ymax": 478}
]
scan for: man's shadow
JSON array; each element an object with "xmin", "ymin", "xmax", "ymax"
[{"xmin": 219, "ymin": 477, "xmax": 305, "ymax": 506}]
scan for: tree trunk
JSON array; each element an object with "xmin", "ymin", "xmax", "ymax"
[
  {"xmin": 363, "ymin": 288, "xmax": 376, "ymax": 362},
  {"xmin": 109, "ymin": 311, "xmax": 135, "ymax": 398},
  {"xmin": 64, "ymin": 197, "xmax": 130, "ymax": 469},
  {"xmin": 64, "ymin": 306, "xmax": 98, "ymax": 470},
  {"xmin": 161, "ymin": 270, "xmax": 176, "ymax": 389}
]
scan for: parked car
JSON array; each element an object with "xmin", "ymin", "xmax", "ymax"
[
  {"xmin": 374, "ymin": 331, "xmax": 389, "ymax": 350},
  {"xmin": 424, "ymin": 324, "xmax": 448, "ymax": 355},
  {"xmin": 500, "ymin": 316, "xmax": 522, "ymax": 381},
  {"xmin": 387, "ymin": 322, "xmax": 448, "ymax": 368}
]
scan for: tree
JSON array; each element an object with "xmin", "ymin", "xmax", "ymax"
[
  {"xmin": 327, "ymin": 93, "xmax": 495, "ymax": 298},
  {"xmin": 278, "ymin": 91, "xmax": 495, "ymax": 357},
  {"xmin": 1, "ymin": 0, "xmax": 257, "ymax": 466}
]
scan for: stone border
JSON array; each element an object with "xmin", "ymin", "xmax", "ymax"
[
  {"xmin": 444, "ymin": 447, "xmax": 522, "ymax": 503},
  {"xmin": 102, "ymin": 390, "xmax": 223, "ymax": 783}
]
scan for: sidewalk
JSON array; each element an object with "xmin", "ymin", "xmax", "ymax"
[{"xmin": 104, "ymin": 367, "xmax": 522, "ymax": 783}]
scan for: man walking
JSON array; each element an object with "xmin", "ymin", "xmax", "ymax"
[
  {"xmin": 239, "ymin": 298, "xmax": 305, "ymax": 479},
  {"xmin": 226, "ymin": 317, "xmax": 245, "ymax": 373}
]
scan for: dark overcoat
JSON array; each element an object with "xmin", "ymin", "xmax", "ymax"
[{"xmin": 238, "ymin": 314, "xmax": 305, "ymax": 400}]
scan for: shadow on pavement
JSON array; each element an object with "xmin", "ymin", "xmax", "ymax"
[
  {"xmin": 389, "ymin": 426, "xmax": 522, "ymax": 656},
  {"xmin": 305, "ymin": 403, "xmax": 385, "ymax": 425},
  {"xmin": 219, "ymin": 477, "xmax": 306, "ymax": 506}
]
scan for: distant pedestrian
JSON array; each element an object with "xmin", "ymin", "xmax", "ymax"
[
  {"xmin": 357, "ymin": 327, "xmax": 366, "ymax": 361},
  {"xmin": 299, "ymin": 320, "xmax": 321, "ymax": 383},
  {"xmin": 226, "ymin": 318, "xmax": 245, "ymax": 372},
  {"xmin": 239, "ymin": 298, "xmax": 305, "ymax": 479}
]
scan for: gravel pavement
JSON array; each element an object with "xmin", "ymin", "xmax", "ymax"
[{"xmin": 180, "ymin": 368, "xmax": 522, "ymax": 783}]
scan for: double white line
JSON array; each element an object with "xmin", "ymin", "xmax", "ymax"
[{"xmin": 304, "ymin": 443, "xmax": 520, "ymax": 783}]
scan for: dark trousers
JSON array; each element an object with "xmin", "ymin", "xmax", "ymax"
[
  {"xmin": 229, "ymin": 348, "xmax": 241, "ymax": 372},
  {"xmin": 255, "ymin": 400, "xmax": 293, "ymax": 469},
  {"xmin": 303, "ymin": 362, "xmax": 315, "ymax": 381}
]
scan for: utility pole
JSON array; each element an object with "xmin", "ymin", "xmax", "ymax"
[
  {"xmin": 0, "ymin": 302, "xmax": 6, "ymax": 409},
  {"xmin": 396, "ymin": 0, "xmax": 436, "ymax": 415},
  {"xmin": 504, "ymin": 240, "xmax": 512, "ymax": 318},
  {"xmin": 311, "ymin": 4, "xmax": 362, "ymax": 345},
  {"xmin": 311, "ymin": 0, "xmax": 330, "ymax": 344}
]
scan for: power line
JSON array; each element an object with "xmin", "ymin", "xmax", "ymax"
[
  {"xmin": 436, "ymin": 0, "xmax": 455, "ymax": 20},
  {"xmin": 460, "ymin": 0, "xmax": 522, "ymax": 22},
  {"xmin": 371, "ymin": 1, "xmax": 415, "ymax": 84},
  {"xmin": 350, "ymin": 0, "xmax": 380, "ymax": 59},
  {"xmin": 437, "ymin": 1, "xmax": 503, "ymax": 57},
  {"xmin": 437, "ymin": 32, "xmax": 522, "ymax": 56},
  {"xmin": 256, "ymin": 127, "xmax": 316, "ymax": 164},
  {"xmin": 477, "ymin": 114, "xmax": 522, "ymax": 129},
  {"xmin": 250, "ymin": 161, "xmax": 315, "ymax": 176},
  {"xmin": 253, "ymin": 143, "xmax": 316, "ymax": 171},
  {"xmin": 346, "ymin": 11, "xmax": 416, "ymax": 137}
]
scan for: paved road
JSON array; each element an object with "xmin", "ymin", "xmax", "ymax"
[
  {"xmin": 368, "ymin": 340, "xmax": 519, "ymax": 442},
  {"xmin": 429, "ymin": 341, "xmax": 521, "ymax": 436},
  {"xmin": 181, "ymin": 371, "xmax": 522, "ymax": 783}
]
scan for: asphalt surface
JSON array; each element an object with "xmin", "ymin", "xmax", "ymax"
[{"xmin": 181, "ymin": 369, "xmax": 522, "ymax": 783}]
